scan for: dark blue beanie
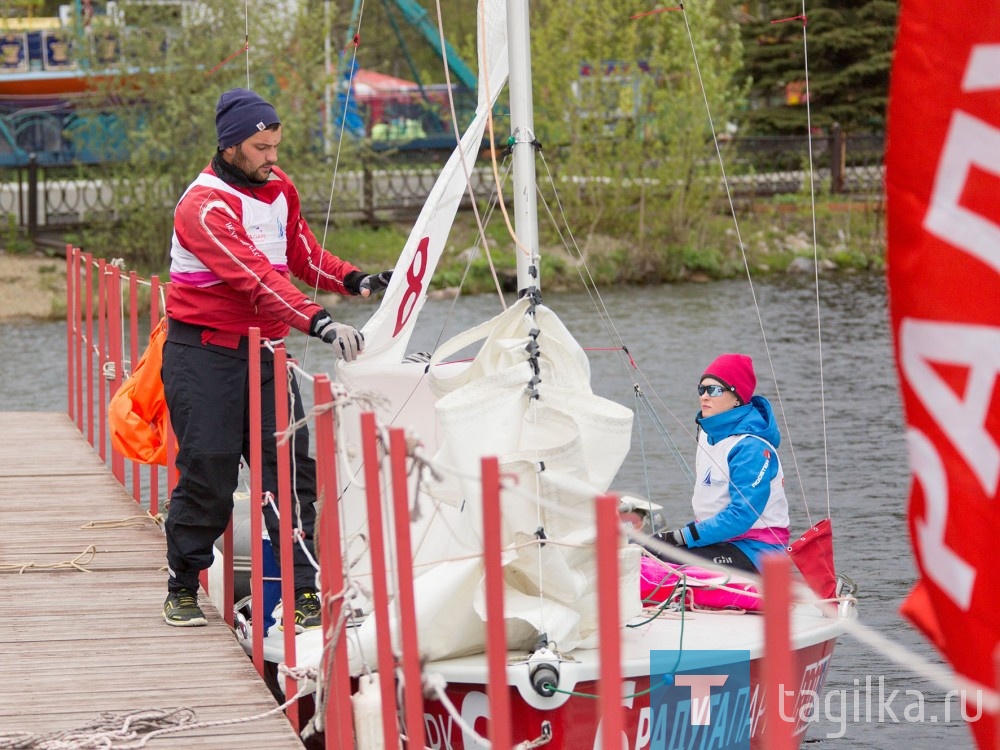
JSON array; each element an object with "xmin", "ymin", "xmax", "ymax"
[{"xmin": 215, "ymin": 88, "xmax": 281, "ymax": 149}]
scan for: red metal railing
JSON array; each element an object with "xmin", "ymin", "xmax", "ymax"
[
  {"xmin": 64, "ymin": 248, "xmax": 800, "ymax": 749},
  {"xmin": 64, "ymin": 245, "xmax": 173, "ymax": 514}
]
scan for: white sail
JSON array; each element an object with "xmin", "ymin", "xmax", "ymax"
[
  {"xmin": 354, "ymin": 0, "xmax": 510, "ymax": 364},
  {"xmin": 333, "ymin": 0, "xmax": 640, "ymax": 666}
]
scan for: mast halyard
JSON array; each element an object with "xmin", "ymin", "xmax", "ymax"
[{"xmin": 506, "ymin": 0, "xmax": 541, "ymax": 298}]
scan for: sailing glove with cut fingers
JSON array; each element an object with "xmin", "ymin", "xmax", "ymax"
[
  {"xmin": 659, "ymin": 529, "xmax": 687, "ymax": 547},
  {"xmin": 345, "ymin": 270, "xmax": 393, "ymax": 297},
  {"xmin": 359, "ymin": 270, "xmax": 393, "ymax": 297},
  {"xmin": 309, "ymin": 310, "xmax": 364, "ymax": 362}
]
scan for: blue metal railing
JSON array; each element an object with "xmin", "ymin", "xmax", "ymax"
[{"xmin": 0, "ymin": 108, "xmax": 129, "ymax": 167}]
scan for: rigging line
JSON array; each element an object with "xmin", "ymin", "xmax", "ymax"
[
  {"xmin": 428, "ymin": 157, "xmax": 512, "ymax": 352},
  {"xmin": 797, "ymin": 1, "xmax": 832, "ymax": 521},
  {"xmin": 317, "ymin": 7, "xmax": 366, "ymax": 255},
  {"xmin": 677, "ymin": 6, "xmax": 812, "ymax": 524},
  {"xmin": 635, "ymin": 395, "xmax": 694, "ymax": 484},
  {"xmin": 469, "ymin": 0, "xmax": 535, "ymax": 273},
  {"xmin": 244, "ymin": 2, "xmax": 250, "ymax": 88},
  {"xmin": 534, "ymin": 160, "xmax": 699, "ymax": 508},
  {"xmin": 535, "ymin": 154, "xmax": 635, "ymax": 378},
  {"xmin": 302, "ymin": 1, "xmax": 368, "ymax": 371},
  {"xmin": 633, "ymin": 387, "xmax": 657, "ymax": 526},
  {"xmin": 435, "ymin": 0, "xmax": 506, "ymax": 310},
  {"xmin": 536, "ymin": 157, "xmax": 698, "ymax": 465},
  {"xmin": 534, "ymin": 153, "xmax": 688, "ymax": 452},
  {"xmin": 535, "ymin": 156, "xmax": 705, "ymax": 484}
]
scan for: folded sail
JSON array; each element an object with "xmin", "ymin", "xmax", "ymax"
[{"xmin": 346, "ymin": 300, "xmax": 637, "ymax": 665}]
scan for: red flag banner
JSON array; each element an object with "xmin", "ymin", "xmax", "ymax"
[{"xmin": 886, "ymin": 2, "xmax": 1000, "ymax": 747}]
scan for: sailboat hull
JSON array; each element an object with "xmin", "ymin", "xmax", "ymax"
[
  {"xmin": 247, "ymin": 598, "xmax": 848, "ymax": 748},
  {"xmin": 419, "ymin": 607, "xmax": 843, "ymax": 749},
  {"xmin": 425, "ymin": 639, "xmax": 836, "ymax": 749}
]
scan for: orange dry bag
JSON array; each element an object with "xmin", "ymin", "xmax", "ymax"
[{"xmin": 108, "ymin": 317, "xmax": 173, "ymax": 465}]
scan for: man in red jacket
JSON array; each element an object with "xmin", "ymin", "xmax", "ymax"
[{"xmin": 161, "ymin": 88, "xmax": 392, "ymax": 628}]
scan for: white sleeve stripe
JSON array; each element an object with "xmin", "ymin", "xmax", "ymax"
[{"xmin": 299, "ymin": 233, "xmax": 344, "ymax": 284}]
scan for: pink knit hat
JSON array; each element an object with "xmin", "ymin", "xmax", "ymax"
[{"xmin": 701, "ymin": 353, "xmax": 755, "ymax": 405}]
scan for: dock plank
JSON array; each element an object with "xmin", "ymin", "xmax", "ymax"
[{"xmin": 0, "ymin": 412, "xmax": 305, "ymax": 749}]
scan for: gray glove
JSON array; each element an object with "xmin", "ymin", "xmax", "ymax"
[
  {"xmin": 359, "ymin": 270, "xmax": 393, "ymax": 298},
  {"xmin": 309, "ymin": 310, "xmax": 364, "ymax": 362}
]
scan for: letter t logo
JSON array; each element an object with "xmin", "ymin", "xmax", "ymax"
[{"xmin": 675, "ymin": 674, "xmax": 729, "ymax": 726}]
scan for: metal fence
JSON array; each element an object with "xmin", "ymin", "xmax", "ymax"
[
  {"xmin": 1, "ymin": 131, "xmax": 884, "ymax": 239},
  {"xmin": 722, "ymin": 128, "xmax": 885, "ymax": 196}
]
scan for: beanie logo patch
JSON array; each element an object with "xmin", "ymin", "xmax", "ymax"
[{"xmin": 255, "ymin": 121, "xmax": 266, "ymax": 132}]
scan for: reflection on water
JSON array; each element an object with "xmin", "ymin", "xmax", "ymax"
[{"xmin": 0, "ymin": 273, "xmax": 971, "ymax": 748}]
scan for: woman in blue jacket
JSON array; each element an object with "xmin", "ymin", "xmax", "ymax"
[{"xmin": 655, "ymin": 353, "xmax": 790, "ymax": 573}]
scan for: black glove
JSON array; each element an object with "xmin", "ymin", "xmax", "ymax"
[
  {"xmin": 358, "ymin": 270, "xmax": 393, "ymax": 298},
  {"xmin": 659, "ymin": 529, "xmax": 686, "ymax": 547},
  {"xmin": 309, "ymin": 310, "xmax": 364, "ymax": 362}
]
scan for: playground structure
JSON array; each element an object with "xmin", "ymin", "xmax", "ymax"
[{"xmin": 0, "ymin": 0, "xmax": 480, "ymax": 166}]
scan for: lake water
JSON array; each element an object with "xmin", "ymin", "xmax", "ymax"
[{"xmin": 0, "ymin": 272, "xmax": 974, "ymax": 748}]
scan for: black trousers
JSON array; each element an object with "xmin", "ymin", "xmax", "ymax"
[
  {"xmin": 162, "ymin": 340, "xmax": 318, "ymax": 595},
  {"xmin": 656, "ymin": 540, "xmax": 759, "ymax": 574}
]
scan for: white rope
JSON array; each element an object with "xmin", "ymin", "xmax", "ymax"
[
  {"xmin": 301, "ymin": 587, "xmax": 357, "ymax": 740},
  {"xmin": 0, "ymin": 672, "xmax": 316, "ymax": 750},
  {"xmin": 0, "ymin": 708, "xmax": 197, "ymax": 750}
]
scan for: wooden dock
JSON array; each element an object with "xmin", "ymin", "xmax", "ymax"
[{"xmin": 0, "ymin": 412, "xmax": 304, "ymax": 749}]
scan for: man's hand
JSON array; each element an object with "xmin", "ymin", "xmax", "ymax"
[
  {"xmin": 309, "ymin": 311, "xmax": 364, "ymax": 362},
  {"xmin": 358, "ymin": 270, "xmax": 393, "ymax": 298}
]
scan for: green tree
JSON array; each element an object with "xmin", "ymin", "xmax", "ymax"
[
  {"xmin": 70, "ymin": 0, "xmax": 747, "ymax": 279},
  {"xmin": 75, "ymin": 0, "xmax": 352, "ymax": 268},
  {"xmin": 740, "ymin": 0, "xmax": 897, "ymax": 134},
  {"xmin": 528, "ymin": 0, "xmax": 746, "ymax": 278}
]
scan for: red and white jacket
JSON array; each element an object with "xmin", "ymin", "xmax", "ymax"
[{"xmin": 166, "ymin": 162, "xmax": 359, "ymax": 343}]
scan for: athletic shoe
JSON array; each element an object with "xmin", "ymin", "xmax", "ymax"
[
  {"xmin": 163, "ymin": 588, "xmax": 208, "ymax": 627},
  {"xmin": 293, "ymin": 589, "xmax": 322, "ymax": 632}
]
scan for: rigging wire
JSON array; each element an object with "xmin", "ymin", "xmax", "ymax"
[
  {"xmin": 677, "ymin": 5, "xmax": 813, "ymax": 525},
  {"xmin": 793, "ymin": 2, "xmax": 833, "ymax": 520},
  {"xmin": 297, "ymin": 0, "xmax": 369, "ymax": 374},
  {"xmin": 467, "ymin": 0, "xmax": 542, "ymax": 283},
  {"xmin": 534, "ymin": 153, "xmax": 699, "ymax": 487},
  {"xmin": 434, "ymin": 0, "xmax": 507, "ymax": 310},
  {"xmin": 244, "ymin": 1, "xmax": 250, "ymax": 88},
  {"xmin": 528, "ymin": 5, "xmax": 824, "ymax": 532}
]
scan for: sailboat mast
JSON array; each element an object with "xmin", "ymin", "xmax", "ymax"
[{"xmin": 505, "ymin": 0, "xmax": 541, "ymax": 296}]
